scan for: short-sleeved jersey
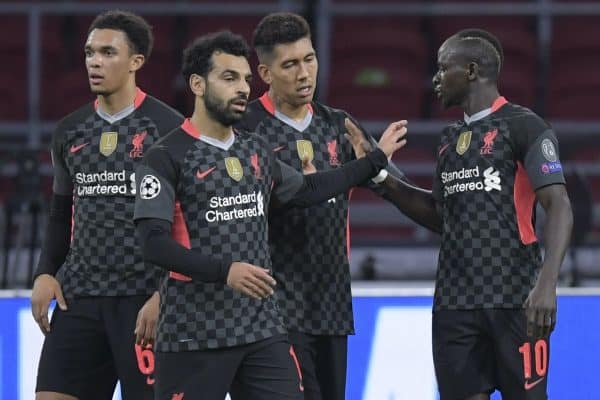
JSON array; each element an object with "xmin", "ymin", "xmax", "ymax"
[
  {"xmin": 431, "ymin": 97, "xmax": 566, "ymax": 310},
  {"xmin": 134, "ymin": 119, "xmax": 299, "ymax": 352},
  {"xmin": 51, "ymin": 89, "xmax": 183, "ymax": 298},
  {"xmin": 237, "ymin": 93, "xmax": 359, "ymax": 335}
]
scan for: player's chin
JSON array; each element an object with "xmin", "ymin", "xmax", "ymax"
[{"xmin": 90, "ymin": 86, "xmax": 108, "ymax": 96}]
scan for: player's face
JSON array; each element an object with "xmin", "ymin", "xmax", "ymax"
[
  {"xmin": 85, "ymin": 28, "xmax": 143, "ymax": 95},
  {"xmin": 203, "ymin": 52, "xmax": 252, "ymax": 126},
  {"xmin": 432, "ymin": 40, "xmax": 470, "ymax": 109},
  {"xmin": 261, "ymin": 37, "xmax": 318, "ymax": 108}
]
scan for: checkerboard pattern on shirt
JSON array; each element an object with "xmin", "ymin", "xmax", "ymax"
[
  {"xmin": 56, "ymin": 98, "xmax": 179, "ymax": 298},
  {"xmin": 433, "ymin": 105, "xmax": 544, "ymax": 311},
  {"xmin": 156, "ymin": 132, "xmax": 285, "ymax": 352},
  {"xmin": 247, "ymin": 101, "xmax": 355, "ymax": 335}
]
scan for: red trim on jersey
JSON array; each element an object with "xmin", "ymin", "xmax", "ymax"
[
  {"xmin": 94, "ymin": 87, "xmax": 147, "ymax": 111},
  {"xmin": 169, "ymin": 201, "xmax": 193, "ymax": 281},
  {"xmin": 259, "ymin": 92, "xmax": 276, "ymax": 115},
  {"xmin": 258, "ymin": 92, "xmax": 313, "ymax": 116},
  {"xmin": 491, "ymin": 96, "xmax": 508, "ymax": 113},
  {"xmin": 181, "ymin": 118, "xmax": 201, "ymax": 139},
  {"xmin": 514, "ymin": 161, "xmax": 538, "ymax": 245}
]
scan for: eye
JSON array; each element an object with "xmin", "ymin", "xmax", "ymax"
[{"xmin": 84, "ymin": 49, "xmax": 93, "ymax": 57}]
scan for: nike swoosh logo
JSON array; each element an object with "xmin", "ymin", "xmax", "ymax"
[
  {"xmin": 524, "ymin": 377, "xmax": 545, "ymax": 390},
  {"xmin": 69, "ymin": 143, "xmax": 89, "ymax": 153},
  {"xmin": 273, "ymin": 145, "xmax": 285, "ymax": 152},
  {"xmin": 438, "ymin": 143, "xmax": 450, "ymax": 156},
  {"xmin": 196, "ymin": 166, "xmax": 216, "ymax": 180}
]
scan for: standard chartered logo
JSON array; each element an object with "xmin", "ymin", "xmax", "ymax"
[
  {"xmin": 483, "ymin": 167, "xmax": 501, "ymax": 191},
  {"xmin": 75, "ymin": 170, "xmax": 136, "ymax": 196},
  {"xmin": 442, "ymin": 165, "xmax": 502, "ymax": 197},
  {"xmin": 206, "ymin": 191, "xmax": 265, "ymax": 223}
]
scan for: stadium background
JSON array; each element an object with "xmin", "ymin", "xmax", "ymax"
[{"xmin": 0, "ymin": 0, "xmax": 599, "ymax": 399}]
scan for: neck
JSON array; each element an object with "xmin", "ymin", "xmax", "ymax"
[
  {"xmin": 462, "ymin": 85, "xmax": 500, "ymax": 116},
  {"xmin": 190, "ymin": 107, "xmax": 232, "ymax": 142},
  {"xmin": 269, "ymin": 87, "xmax": 310, "ymax": 121},
  {"xmin": 97, "ymin": 80, "xmax": 138, "ymax": 115}
]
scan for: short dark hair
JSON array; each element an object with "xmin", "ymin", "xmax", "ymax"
[
  {"xmin": 252, "ymin": 12, "xmax": 311, "ymax": 63},
  {"xmin": 88, "ymin": 10, "xmax": 153, "ymax": 60},
  {"xmin": 451, "ymin": 28, "xmax": 504, "ymax": 80},
  {"xmin": 181, "ymin": 30, "xmax": 250, "ymax": 82}
]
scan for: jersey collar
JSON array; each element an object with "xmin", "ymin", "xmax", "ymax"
[{"xmin": 463, "ymin": 96, "xmax": 508, "ymax": 124}]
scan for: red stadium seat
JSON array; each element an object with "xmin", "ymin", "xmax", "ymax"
[
  {"xmin": 327, "ymin": 16, "xmax": 428, "ymax": 119},
  {"xmin": 0, "ymin": 16, "xmax": 27, "ymax": 120},
  {"xmin": 547, "ymin": 17, "xmax": 600, "ymax": 119}
]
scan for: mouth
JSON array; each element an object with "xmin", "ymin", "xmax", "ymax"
[
  {"xmin": 89, "ymin": 73, "xmax": 104, "ymax": 85},
  {"xmin": 230, "ymin": 98, "xmax": 247, "ymax": 112},
  {"xmin": 297, "ymin": 85, "xmax": 312, "ymax": 97},
  {"xmin": 434, "ymin": 86, "xmax": 442, "ymax": 98}
]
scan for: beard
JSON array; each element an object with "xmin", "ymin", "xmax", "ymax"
[{"xmin": 204, "ymin": 85, "xmax": 246, "ymax": 126}]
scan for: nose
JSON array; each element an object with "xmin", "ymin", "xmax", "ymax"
[
  {"xmin": 298, "ymin": 62, "xmax": 310, "ymax": 81},
  {"xmin": 238, "ymin": 80, "xmax": 250, "ymax": 98},
  {"xmin": 432, "ymin": 71, "xmax": 440, "ymax": 86}
]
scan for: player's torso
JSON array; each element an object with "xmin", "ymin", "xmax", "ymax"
[
  {"xmin": 59, "ymin": 109, "xmax": 163, "ymax": 297},
  {"xmin": 434, "ymin": 115, "xmax": 540, "ymax": 310},
  {"xmin": 252, "ymin": 109, "xmax": 355, "ymax": 335},
  {"xmin": 158, "ymin": 133, "xmax": 284, "ymax": 352}
]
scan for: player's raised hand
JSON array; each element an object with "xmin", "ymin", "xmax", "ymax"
[
  {"xmin": 135, "ymin": 291, "xmax": 159, "ymax": 347},
  {"xmin": 301, "ymin": 156, "xmax": 317, "ymax": 175},
  {"xmin": 226, "ymin": 262, "xmax": 276, "ymax": 300},
  {"xmin": 523, "ymin": 282, "xmax": 557, "ymax": 338},
  {"xmin": 344, "ymin": 118, "xmax": 372, "ymax": 159},
  {"xmin": 31, "ymin": 274, "xmax": 68, "ymax": 334},
  {"xmin": 377, "ymin": 120, "xmax": 408, "ymax": 159}
]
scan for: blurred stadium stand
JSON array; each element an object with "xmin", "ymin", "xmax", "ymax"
[{"xmin": 0, "ymin": 0, "xmax": 599, "ymax": 288}]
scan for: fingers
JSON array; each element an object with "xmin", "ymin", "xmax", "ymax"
[
  {"xmin": 344, "ymin": 118, "xmax": 363, "ymax": 139},
  {"xmin": 32, "ymin": 300, "xmax": 51, "ymax": 334},
  {"xmin": 525, "ymin": 306, "xmax": 554, "ymax": 338},
  {"xmin": 134, "ymin": 316, "xmax": 146, "ymax": 346},
  {"xmin": 54, "ymin": 287, "xmax": 68, "ymax": 311}
]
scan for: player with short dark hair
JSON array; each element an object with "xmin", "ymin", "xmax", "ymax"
[
  {"xmin": 31, "ymin": 10, "xmax": 183, "ymax": 400},
  {"xmin": 237, "ymin": 12, "xmax": 406, "ymax": 400},
  {"xmin": 133, "ymin": 30, "xmax": 406, "ymax": 400},
  {"xmin": 351, "ymin": 29, "xmax": 573, "ymax": 400}
]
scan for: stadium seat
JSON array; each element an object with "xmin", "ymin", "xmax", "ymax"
[
  {"xmin": 547, "ymin": 17, "xmax": 600, "ymax": 119},
  {"xmin": 327, "ymin": 16, "xmax": 428, "ymax": 119},
  {"xmin": 0, "ymin": 16, "xmax": 27, "ymax": 120}
]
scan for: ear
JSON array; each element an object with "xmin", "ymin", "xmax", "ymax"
[
  {"xmin": 129, "ymin": 54, "xmax": 145, "ymax": 73},
  {"xmin": 257, "ymin": 64, "xmax": 272, "ymax": 85},
  {"xmin": 467, "ymin": 62, "xmax": 479, "ymax": 81},
  {"xmin": 189, "ymin": 73, "xmax": 205, "ymax": 97}
]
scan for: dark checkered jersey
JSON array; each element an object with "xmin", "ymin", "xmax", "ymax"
[
  {"xmin": 237, "ymin": 93, "xmax": 359, "ymax": 335},
  {"xmin": 133, "ymin": 119, "xmax": 291, "ymax": 352},
  {"xmin": 51, "ymin": 89, "xmax": 183, "ymax": 298},
  {"xmin": 431, "ymin": 97, "xmax": 566, "ymax": 310}
]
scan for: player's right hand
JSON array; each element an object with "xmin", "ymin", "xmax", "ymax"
[
  {"xmin": 226, "ymin": 262, "xmax": 276, "ymax": 300},
  {"xmin": 31, "ymin": 274, "xmax": 68, "ymax": 334},
  {"xmin": 376, "ymin": 120, "xmax": 408, "ymax": 159}
]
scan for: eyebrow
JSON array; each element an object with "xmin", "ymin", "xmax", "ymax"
[{"xmin": 84, "ymin": 44, "xmax": 117, "ymax": 52}]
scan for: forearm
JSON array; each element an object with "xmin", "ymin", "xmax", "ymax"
[
  {"xmin": 289, "ymin": 148, "xmax": 388, "ymax": 207},
  {"xmin": 136, "ymin": 219, "xmax": 232, "ymax": 283},
  {"xmin": 381, "ymin": 175, "xmax": 443, "ymax": 234},
  {"xmin": 33, "ymin": 194, "xmax": 72, "ymax": 281},
  {"xmin": 538, "ymin": 194, "xmax": 573, "ymax": 285}
]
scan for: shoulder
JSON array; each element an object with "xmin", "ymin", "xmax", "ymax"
[
  {"xmin": 138, "ymin": 94, "xmax": 185, "ymax": 133},
  {"xmin": 311, "ymin": 101, "xmax": 350, "ymax": 126},
  {"xmin": 238, "ymin": 99, "xmax": 272, "ymax": 132},
  {"xmin": 498, "ymin": 103, "xmax": 550, "ymax": 133},
  {"xmin": 54, "ymin": 103, "xmax": 95, "ymax": 136}
]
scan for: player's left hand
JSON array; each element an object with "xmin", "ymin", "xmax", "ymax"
[
  {"xmin": 524, "ymin": 281, "xmax": 557, "ymax": 338},
  {"xmin": 135, "ymin": 291, "xmax": 159, "ymax": 347}
]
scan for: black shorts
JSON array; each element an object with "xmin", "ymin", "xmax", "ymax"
[
  {"xmin": 154, "ymin": 334, "xmax": 303, "ymax": 400},
  {"xmin": 36, "ymin": 295, "xmax": 155, "ymax": 400},
  {"xmin": 433, "ymin": 309, "xmax": 550, "ymax": 400},
  {"xmin": 287, "ymin": 332, "xmax": 347, "ymax": 400}
]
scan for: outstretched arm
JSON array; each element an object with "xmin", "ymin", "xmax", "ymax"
[{"xmin": 380, "ymin": 174, "xmax": 443, "ymax": 234}]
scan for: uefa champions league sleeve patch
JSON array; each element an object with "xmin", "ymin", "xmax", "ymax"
[{"xmin": 139, "ymin": 174, "xmax": 161, "ymax": 199}]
